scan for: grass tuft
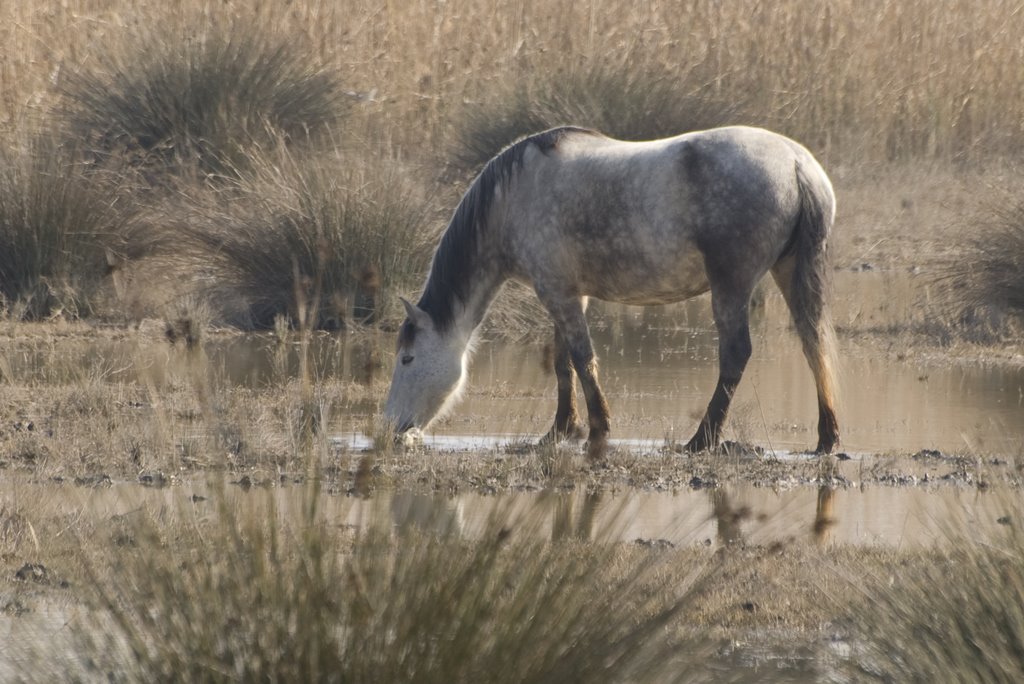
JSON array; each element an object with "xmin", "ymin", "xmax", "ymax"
[
  {"xmin": 935, "ymin": 188, "xmax": 1024, "ymax": 339},
  {"xmin": 0, "ymin": 129, "xmax": 122, "ymax": 320},
  {"xmin": 60, "ymin": 485, "xmax": 710, "ymax": 683},
  {"xmin": 59, "ymin": 12, "xmax": 350, "ymax": 182},
  {"xmin": 135, "ymin": 144, "xmax": 435, "ymax": 330},
  {"xmin": 845, "ymin": 497, "xmax": 1024, "ymax": 682}
]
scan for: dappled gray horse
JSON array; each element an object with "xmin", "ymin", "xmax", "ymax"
[{"xmin": 384, "ymin": 126, "xmax": 840, "ymax": 454}]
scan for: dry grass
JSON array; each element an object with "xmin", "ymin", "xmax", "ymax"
[
  {"xmin": 127, "ymin": 143, "xmax": 437, "ymax": 329},
  {"xmin": 56, "ymin": 10, "xmax": 351, "ymax": 183},
  {"xmin": 6, "ymin": 0, "xmax": 1024, "ymax": 166},
  {"xmin": 933, "ymin": 184, "xmax": 1024, "ymax": 340},
  {"xmin": 2, "ymin": 1, "xmax": 1024, "ymax": 325},
  {"xmin": 20, "ymin": 483, "xmax": 711, "ymax": 683},
  {"xmin": 0, "ymin": 128, "xmax": 124, "ymax": 320},
  {"xmin": 843, "ymin": 495, "xmax": 1024, "ymax": 682}
]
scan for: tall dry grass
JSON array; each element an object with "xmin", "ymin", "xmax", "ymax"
[
  {"xmin": 6, "ymin": 0, "xmax": 1024, "ymax": 165},
  {"xmin": 3, "ymin": 0, "xmax": 1024, "ymax": 323},
  {"xmin": 51, "ymin": 486, "xmax": 711, "ymax": 683},
  {"xmin": 0, "ymin": 129, "xmax": 124, "ymax": 320},
  {"xmin": 935, "ymin": 187, "xmax": 1024, "ymax": 339},
  {"xmin": 844, "ymin": 498, "xmax": 1024, "ymax": 682}
]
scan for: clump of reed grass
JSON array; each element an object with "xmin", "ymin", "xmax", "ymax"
[
  {"xmin": 139, "ymin": 144, "xmax": 434, "ymax": 330},
  {"xmin": 935, "ymin": 189, "xmax": 1024, "ymax": 339},
  {"xmin": 59, "ymin": 12, "xmax": 350, "ymax": 182},
  {"xmin": 59, "ymin": 484, "xmax": 710, "ymax": 683},
  {"xmin": 845, "ymin": 503, "xmax": 1024, "ymax": 682},
  {"xmin": 0, "ymin": 130, "xmax": 121, "ymax": 320}
]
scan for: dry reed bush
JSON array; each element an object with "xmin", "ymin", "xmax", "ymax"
[
  {"xmin": 844, "ymin": 501, "xmax": 1024, "ymax": 682},
  {"xmin": 56, "ymin": 487, "xmax": 712, "ymax": 683},
  {"xmin": 135, "ymin": 144, "xmax": 436, "ymax": 329},
  {"xmin": 935, "ymin": 186, "xmax": 1024, "ymax": 340},
  {"xmin": 55, "ymin": 9, "xmax": 351, "ymax": 182},
  {"xmin": 0, "ymin": 129, "xmax": 122, "ymax": 320},
  {"xmin": 6, "ymin": 1, "xmax": 1024, "ymax": 168}
]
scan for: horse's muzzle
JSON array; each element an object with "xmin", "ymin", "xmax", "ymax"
[{"xmin": 395, "ymin": 424, "xmax": 423, "ymax": 447}]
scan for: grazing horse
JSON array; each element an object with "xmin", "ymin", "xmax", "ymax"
[{"xmin": 384, "ymin": 126, "xmax": 840, "ymax": 454}]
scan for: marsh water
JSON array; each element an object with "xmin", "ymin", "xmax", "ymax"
[
  {"xmin": 1, "ymin": 476, "xmax": 1014, "ymax": 681},
  {"xmin": 1, "ymin": 474, "xmax": 1014, "ymax": 550},
  {"xmin": 13, "ymin": 270, "xmax": 1017, "ymax": 455},
  {"xmin": 4, "ymin": 266, "xmax": 1023, "ymax": 682}
]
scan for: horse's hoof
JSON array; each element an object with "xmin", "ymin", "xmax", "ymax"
[
  {"xmin": 814, "ymin": 438, "xmax": 838, "ymax": 455},
  {"xmin": 683, "ymin": 438, "xmax": 713, "ymax": 454},
  {"xmin": 538, "ymin": 422, "xmax": 586, "ymax": 446},
  {"xmin": 585, "ymin": 430, "xmax": 610, "ymax": 461}
]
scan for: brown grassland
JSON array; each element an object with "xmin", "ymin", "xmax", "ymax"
[{"xmin": 1, "ymin": 0, "xmax": 1023, "ymax": 681}]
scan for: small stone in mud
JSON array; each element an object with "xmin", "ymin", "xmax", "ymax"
[
  {"xmin": 233, "ymin": 475, "xmax": 253, "ymax": 490},
  {"xmin": 74, "ymin": 473, "xmax": 112, "ymax": 488},
  {"xmin": 138, "ymin": 471, "xmax": 169, "ymax": 488},
  {"xmin": 997, "ymin": 515, "xmax": 1012, "ymax": 526},
  {"xmin": 190, "ymin": 494, "xmax": 207, "ymax": 503},
  {"xmin": 741, "ymin": 601, "xmax": 759, "ymax": 613},
  {"xmin": 689, "ymin": 475, "xmax": 717, "ymax": 489},
  {"xmin": 14, "ymin": 563, "xmax": 49, "ymax": 583},
  {"xmin": 2, "ymin": 598, "xmax": 30, "ymax": 617}
]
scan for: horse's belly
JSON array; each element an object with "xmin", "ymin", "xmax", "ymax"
[{"xmin": 585, "ymin": 253, "xmax": 710, "ymax": 305}]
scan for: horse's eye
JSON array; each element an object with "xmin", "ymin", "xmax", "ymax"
[{"xmin": 401, "ymin": 354, "xmax": 414, "ymax": 366}]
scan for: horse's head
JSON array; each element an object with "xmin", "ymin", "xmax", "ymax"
[{"xmin": 384, "ymin": 298, "xmax": 469, "ymax": 437}]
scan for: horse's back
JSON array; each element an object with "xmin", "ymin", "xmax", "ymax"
[{"xmin": 507, "ymin": 126, "xmax": 829, "ymax": 304}]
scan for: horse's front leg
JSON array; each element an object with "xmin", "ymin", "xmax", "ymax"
[
  {"xmin": 540, "ymin": 326, "xmax": 586, "ymax": 444},
  {"xmin": 686, "ymin": 291, "xmax": 752, "ymax": 453},
  {"xmin": 538, "ymin": 294, "xmax": 611, "ymax": 458}
]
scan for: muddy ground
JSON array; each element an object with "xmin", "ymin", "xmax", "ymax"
[{"xmin": 0, "ymin": 167, "xmax": 1022, "ymax": 680}]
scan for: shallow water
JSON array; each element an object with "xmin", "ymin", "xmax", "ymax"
[
  {"xmin": 4, "ymin": 271, "xmax": 1023, "ymax": 454},
  {"xmin": 402, "ymin": 271, "xmax": 1023, "ymax": 455},
  {"xmin": 1, "ymin": 475, "xmax": 1011, "ymax": 550},
  {"xmin": 0, "ymin": 476, "xmax": 1014, "ymax": 680}
]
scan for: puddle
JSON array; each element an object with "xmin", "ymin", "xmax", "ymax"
[
  {"xmin": 1, "ymin": 476, "xmax": 1012, "ymax": 550},
  {"xmin": 2, "ymin": 271, "xmax": 1022, "ymax": 455},
  {"xmin": 432, "ymin": 270, "xmax": 1024, "ymax": 454},
  {"xmin": 0, "ymin": 475, "xmax": 1015, "ymax": 679}
]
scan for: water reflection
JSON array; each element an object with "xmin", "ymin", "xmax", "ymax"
[
  {"xmin": 550, "ymin": 489, "xmax": 601, "ymax": 542},
  {"xmin": 1, "ymin": 477, "xmax": 1010, "ymax": 549},
  {"xmin": 2, "ymin": 273, "xmax": 1022, "ymax": 454},
  {"xmin": 813, "ymin": 486, "xmax": 837, "ymax": 544}
]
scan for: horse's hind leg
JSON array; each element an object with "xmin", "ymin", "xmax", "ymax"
[
  {"xmin": 540, "ymin": 326, "xmax": 586, "ymax": 443},
  {"xmin": 686, "ymin": 289, "xmax": 752, "ymax": 453},
  {"xmin": 771, "ymin": 257, "xmax": 840, "ymax": 453}
]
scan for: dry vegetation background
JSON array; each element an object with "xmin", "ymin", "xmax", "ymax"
[
  {"xmin": 1, "ymin": 0, "xmax": 1023, "ymax": 328},
  {"xmin": 2, "ymin": 2, "xmax": 1024, "ymax": 681}
]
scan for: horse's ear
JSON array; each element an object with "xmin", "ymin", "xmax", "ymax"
[{"xmin": 400, "ymin": 297, "xmax": 431, "ymax": 328}]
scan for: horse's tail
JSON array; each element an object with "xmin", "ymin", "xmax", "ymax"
[{"xmin": 773, "ymin": 159, "xmax": 840, "ymax": 451}]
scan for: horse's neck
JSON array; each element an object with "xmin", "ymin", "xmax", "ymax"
[{"xmin": 450, "ymin": 256, "xmax": 506, "ymax": 343}]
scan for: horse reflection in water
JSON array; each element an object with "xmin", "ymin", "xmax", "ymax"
[
  {"xmin": 709, "ymin": 486, "xmax": 838, "ymax": 546},
  {"xmin": 384, "ymin": 126, "xmax": 840, "ymax": 456}
]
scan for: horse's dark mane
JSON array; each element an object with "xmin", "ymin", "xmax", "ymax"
[{"xmin": 417, "ymin": 126, "xmax": 599, "ymax": 331}]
